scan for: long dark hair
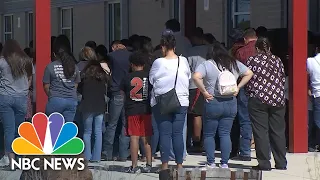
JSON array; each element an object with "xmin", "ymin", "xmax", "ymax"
[
  {"xmin": 206, "ymin": 42, "xmax": 239, "ymax": 73},
  {"xmin": 83, "ymin": 60, "xmax": 108, "ymax": 82},
  {"xmin": 2, "ymin": 40, "xmax": 33, "ymax": 79},
  {"xmin": 53, "ymin": 35, "xmax": 76, "ymax": 79}
]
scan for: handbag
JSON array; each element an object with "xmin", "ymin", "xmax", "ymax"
[{"xmin": 155, "ymin": 57, "xmax": 181, "ymax": 114}]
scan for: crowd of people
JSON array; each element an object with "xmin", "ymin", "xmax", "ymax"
[{"xmin": 0, "ymin": 18, "xmax": 318, "ymax": 178}]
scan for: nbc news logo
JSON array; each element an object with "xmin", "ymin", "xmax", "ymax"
[{"xmin": 11, "ymin": 113, "xmax": 85, "ymax": 170}]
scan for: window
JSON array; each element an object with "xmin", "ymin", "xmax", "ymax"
[
  {"xmin": 60, "ymin": 8, "xmax": 73, "ymax": 49},
  {"xmin": 108, "ymin": 1, "xmax": 121, "ymax": 45},
  {"xmin": 231, "ymin": 0, "xmax": 250, "ymax": 29},
  {"xmin": 3, "ymin": 15, "xmax": 13, "ymax": 42},
  {"xmin": 27, "ymin": 12, "xmax": 34, "ymax": 45}
]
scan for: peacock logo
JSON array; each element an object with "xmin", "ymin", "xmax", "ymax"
[{"xmin": 12, "ymin": 112, "xmax": 84, "ymax": 155}]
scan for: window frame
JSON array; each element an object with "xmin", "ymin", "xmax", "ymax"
[
  {"xmin": 3, "ymin": 14, "xmax": 13, "ymax": 42},
  {"xmin": 108, "ymin": 0, "xmax": 122, "ymax": 45},
  {"xmin": 231, "ymin": 0, "xmax": 250, "ymax": 28},
  {"xmin": 27, "ymin": 11, "xmax": 34, "ymax": 46},
  {"xmin": 60, "ymin": 7, "xmax": 73, "ymax": 50}
]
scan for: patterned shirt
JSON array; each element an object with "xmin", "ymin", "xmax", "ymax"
[{"xmin": 246, "ymin": 53, "xmax": 286, "ymax": 107}]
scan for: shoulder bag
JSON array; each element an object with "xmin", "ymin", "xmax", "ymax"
[{"xmin": 155, "ymin": 57, "xmax": 181, "ymax": 115}]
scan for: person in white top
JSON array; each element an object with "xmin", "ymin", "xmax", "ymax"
[
  {"xmin": 306, "ymin": 45, "xmax": 320, "ymax": 149},
  {"xmin": 149, "ymin": 30, "xmax": 191, "ymax": 174}
]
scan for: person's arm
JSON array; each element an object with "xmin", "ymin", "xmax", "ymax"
[
  {"xmin": 149, "ymin": 59, "xmax": 160, "ymax": 86},
  {"xmin": 43, "ymin": 83, "xmax": 50, "ymax": 96},
  {"xmin": 237, "ymin": 60, "xmax": 253, "ymax": 89},
  {"xmin": 192, "ymin": 72, "xmax": 206, "ymax": 94},
  {"xmin": 238, "ymin": 70, "xmax": 253, "ymax": 89},
  {"xmin": 193, "ymin": 62, "xmax": 213, "ymax": 101},
  {"xmin": 42, "ymin": 65, "xmax": 51, "ymax": 97}
]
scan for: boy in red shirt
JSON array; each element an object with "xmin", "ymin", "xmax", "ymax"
[{"xmin": 122, "ymin": 52, "xmax": 152, "ymax": 173}]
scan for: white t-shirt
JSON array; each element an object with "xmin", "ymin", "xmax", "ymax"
[{"xmin": 149, "ymin": 56, "xmax": 191, "ymax": 107}]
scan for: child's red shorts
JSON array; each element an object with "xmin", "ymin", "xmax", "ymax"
[{"xmin": 127, "ymin": 114, "xmax": 152, "ymax": 136}]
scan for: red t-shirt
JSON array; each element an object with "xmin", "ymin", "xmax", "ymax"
[{"xmin": 235, "ymin": 40, "xmax": 257, "ymax": 63}]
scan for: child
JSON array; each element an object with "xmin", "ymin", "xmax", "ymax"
[
  {"xmin": 122, "ymin": 52, "xmax": 152, "ymax": 173},
  {"xmin": 78, "ymin": 60, "xmax": 108, "ymax": 162}
]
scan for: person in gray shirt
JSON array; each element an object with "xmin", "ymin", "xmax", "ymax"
[
  {"xmin": 0, "ymin": 40, "xmax": 33, "ymax": 169},
  {"xmin": 187, "ymin": 41, "xmax": 209, "ymax": 152},
  {"xmin": 43, "ymin": 39, "xmax": 80, "ymax": 123},
  {"xmin": 193, "ymin": 43, "xmax": 253, "ymax": 169}
]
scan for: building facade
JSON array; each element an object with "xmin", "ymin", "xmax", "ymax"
[{"xmin": 0, "ymin": 0, "xmax": 319, "ymax": 57}]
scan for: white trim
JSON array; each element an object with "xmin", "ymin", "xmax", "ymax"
[
  {"xmin": 3, "ymin": 14, "xmax": 13, "ymax": 41},
  {"xmin": 108, "ymin": 0, "xmax": 120, "ymax": 4}
]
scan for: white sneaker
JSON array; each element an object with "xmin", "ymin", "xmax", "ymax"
[
  {"xmin": 219, "ymin": 164, "xmax": 229, "ymax": 169},
  {"xmin": 201, "ymin": 163, "xmax": 218, "ymax": 170},
  {"xmin": 0, "ymin": 155, "xmax": 9, "ymax": 166}
]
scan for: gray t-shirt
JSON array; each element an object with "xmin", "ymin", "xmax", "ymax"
[
  {"xmin": 187, "ymin": 45, "xmax": 208, "ymax": 89},
  {"xmin": 0, "ymin": 57, "xmax": 29, "ymax": 96},
  {"xmin": 195, "ymin": 60, "xmax": 248, "ymax": 97},
  {"xmin": 43, "ymin": 60, "xmax": 80, "ymax": 99}
]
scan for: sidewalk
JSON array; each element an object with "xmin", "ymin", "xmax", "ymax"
[{"xmin": 0, "ymin": 151, "xmax": 318, "ymax": 180}]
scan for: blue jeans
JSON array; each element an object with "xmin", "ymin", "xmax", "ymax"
[
  {"xmin": 313, "ymin": 97, "xmax": 320, "ymax": 145},
  {"xmin": 0, "ymin": 95, "xmax": 27, "ymax": 153},
  {"xmin": 203, "ymin": 97, "xmax": 237, "ymax": 165},
  {"xmin": 83, "ymin": 113, "xmax": 104, "ymax": 161},
  {"xmin": 237, "ymin": 88, "xmax": 252, "ymax": 157},
  {"xmin": 151, "ymin": 114, "xmax": 159, "ymax": 156},
  {"xmin": 168, "ymin": 116, "xmax": 187, "ymax": 160},
  {"xmin": 153, "ymin": 105, "xmax": 188, "ymax": 164},
  {"xmin": 103, "ymin": 93, "xmax": 129, "ymax": 159},
  {"xmin": 45, "ymin": 97, "xmax": 78, "ymax": 122}
]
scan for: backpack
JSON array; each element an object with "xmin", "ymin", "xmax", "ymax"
[{"xmin": 208, "ymin": 61, "xmax": 238, "ymax": 96}]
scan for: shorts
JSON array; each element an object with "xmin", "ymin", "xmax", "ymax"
[
  {"xmin": 188, "ymin": 88, "xmax": 204, "ymax": 116},
  {"xmin": 127, "ymin": 114, "xmax": 152, "ymax": 136}
]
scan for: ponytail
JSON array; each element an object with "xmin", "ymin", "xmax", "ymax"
[
  {"xmin": 57, "ymin": 48, "xmax": 76, "ymax": 79},
  {"xmin": 255, "ymin": 37, "xmax": 271, "ymax": 54}
]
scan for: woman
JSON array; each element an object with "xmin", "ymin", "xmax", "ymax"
[
  {"xmin": 246, "ymin": 38, "xmax": 287, "ymax": 171},
  {"xmin": 193, "ymin": 43, "xmax": 253, "ymax": 168},
  {"xmin": 0, "ymin": 40, "xmax": 33, "ymax": 169},
  {"xmin": 79, "ymin": 60, "xmax": 108, "ymax": 162},
  {"xmin": 43, "ymin": 36, "xmax": 81, "ymax": 122},
  {"xmin": 149, "ymin": 30, "xmax": 190, "ymax": 173}
]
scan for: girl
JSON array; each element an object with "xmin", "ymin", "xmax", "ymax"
[{"xmin": 79, "ymin": 60, "xmax": 108, "ymax": 162}]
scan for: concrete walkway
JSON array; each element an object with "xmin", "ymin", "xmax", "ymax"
[{"xmin": 0, "ymin": 151, "xmax": 319, "ymax": 180}]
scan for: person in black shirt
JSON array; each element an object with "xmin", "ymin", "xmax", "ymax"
[
  {"xmin": 78, "ymin": 60, "xmax": 108, "ymax": 162},
  {"xmin": 121, "ymin": 52, "xmax": 152, "ymax": 173}
]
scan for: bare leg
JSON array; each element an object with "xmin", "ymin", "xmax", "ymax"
[
  {"xmin": 130, "ymin": 136, "xmax": 139, "ymax": 168},
  {"xmin": 193, "ymin": 116, "xmax": 202, "ymax": 142},
  {"xmin": 141, "ymin": 136, "xmax": 152, "ymax": 166}
]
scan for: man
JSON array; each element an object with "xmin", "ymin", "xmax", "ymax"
[
  {"xmin": 165, "ymin": 19, "xmax": 192, "ymax": 57},
  {"xmin": 232, "ymin": 28, "xmax": 257, "ymax": 161},
  {"xmin": 307, "ymin": 44, "xmax": 320, "ymax": 151},
  {"xmin": 102, "ymin": 40, "xmax": 131, "ymax": 161},
  {"xmin": 190, "ymin": 27, "xmax": 204, "ymax": 46},
  {"xmin": 187, "ymin": 35, "xmax": 209, "ymax": 152}
]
